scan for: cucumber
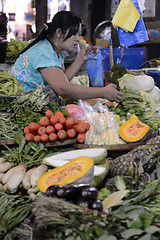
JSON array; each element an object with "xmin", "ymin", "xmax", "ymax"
[
  {"xmin": 43, "ymin": 158, "xmax": 109, "ymax": 186},
  {"xmin": 44, "ymin": 148, "xmax": 107, "ymax": 165}
]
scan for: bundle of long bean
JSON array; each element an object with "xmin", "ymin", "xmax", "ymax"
[
  {"xmin": 0, "ymin": 189, "xmax": 31, "ymax": 240},
  {"xmin": 0, "ymin": 71, "xmax": 25, "ymax": 96},
  {"xmin": 0, "ymin": 116, "xmax": 19, "ymax": 140}
]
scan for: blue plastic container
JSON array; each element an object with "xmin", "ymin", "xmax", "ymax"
[{"xmin": 100, "ymin": 47, "xmax": 146, "ymax": 70}]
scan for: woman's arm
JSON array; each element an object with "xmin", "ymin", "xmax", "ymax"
[
  {"xmin": 40, "ymin": 66, "xmax": 123, "ymax": 102},
  {"xmin": 64, "ymin": 48, "xmax": 87, "ymax": 81},
  {"xmin": 64, "ymin": 47, "xmax": 97, "ymax": 81}
]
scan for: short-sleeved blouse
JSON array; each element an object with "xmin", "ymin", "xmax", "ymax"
[{"xmin": 11, "ymin": 39, "xmax": 64, "ymax": 92}]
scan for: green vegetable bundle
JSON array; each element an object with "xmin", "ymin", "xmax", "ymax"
[
  {"xmin": 0, "ymin": 189, "xmax": 31, "ymax": 240},
  {"xmin": 0, "ymin": 71, "xmax": 25, "ymax": 96},
  {"xmin": 10, "ymin": 85, "xmax": 50, "ymax": 129},
  {"xmin": 121, "ymin": 89, "xmax": 160, "ymax": 126},
  {"xmin": 0, "ymin": 116, "xmax": 19, "ymax": 140},
  {"xmin": 6, "ymin": 39, "xmax": 29, "ymax": 62}
]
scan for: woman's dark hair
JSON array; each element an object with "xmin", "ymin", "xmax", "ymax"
[
  {"xmin": 20, "ymin": 11, "xmax": 82, "ymax": 54},
  {"xmin": 0, "ymin": 22, "xmax": 7, "ymax": 33}
]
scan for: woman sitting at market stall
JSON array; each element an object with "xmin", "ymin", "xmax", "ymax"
[{"xmin": 11, "ymin": 11, "xmax": 123, "ymax": 103}]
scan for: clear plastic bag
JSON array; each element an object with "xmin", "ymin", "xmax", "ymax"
[{"xmin": 78, "ymin": 100, "xmax": 124, "ymax": 145}]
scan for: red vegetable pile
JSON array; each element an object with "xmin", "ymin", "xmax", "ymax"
[{"xmin": 24, "ymin": 110, "xmax": 90, "ymax": 144}]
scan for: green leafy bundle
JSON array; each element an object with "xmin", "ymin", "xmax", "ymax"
[
  {"xmin": 0, "ymin": 115, "xmax": 19, "ymax": 140},
  {"xmin": 0, "ymin": 70, "xmax": 25, "ymax": 96},
  {"xmin": 0, "ymin": 132, "xmax": 48, "ymax": 168},
  {"xmin": 0, "ymin": 189, "xmax": 31, "ymax": 240},
  {"xmin": 6, "ymin": 39, "xmax": 29, "ymax": 62},
  {"xmin": 9, "ymin": 85, "xmax": 50, "ymax": 129},
  {"xmin": 121, "ymin": 89, "xmax": 160, "ymax": 126}
]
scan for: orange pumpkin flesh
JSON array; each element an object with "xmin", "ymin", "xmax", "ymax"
[
  {"xmin": 119, "ymin": 116, "xmax": 150, "ymax": 143},
  {"xmin": 37, "ymin": 156, "xmax": 94, "ymax": 193}
]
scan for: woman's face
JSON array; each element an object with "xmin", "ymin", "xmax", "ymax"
[{"xmin": 61, "ymin": 24, "xmax": 82, "ymax": 52}]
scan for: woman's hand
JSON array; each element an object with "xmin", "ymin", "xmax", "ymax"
[
  {"xmin": 103, "ymin": 83, "xmax": 123, "ymax": 103},
  {"xmin": 78, "ymin": 46, "xmax": 98, "ymax": 61},
  {"xmin": 78, "ymin": 47, "xmax": 87, "ymax": 61}
]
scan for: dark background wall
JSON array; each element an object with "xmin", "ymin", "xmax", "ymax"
[
  {"xmin": 70, "ymin": 0, "xmax": 112, "ymax": 44},
  {"xmin": 70, "ymin": 0, "xmax": 160, "ymax": 46}
]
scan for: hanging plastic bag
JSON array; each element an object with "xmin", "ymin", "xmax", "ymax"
[
  {"xmin": 117, "ymin": 0, "xmax": 149, "ymax": 47},
  {"xmin": 86, "ymin": 48, "xmax": 103, "ymax": 87}
]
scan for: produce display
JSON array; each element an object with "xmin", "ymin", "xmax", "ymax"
[
  {"xmin": 5, "ymin": 39, "xmax": 29, "ymax": 62},
  {"xmin": 0, "ymin": 70, "xmax": 25, "ymax": 96},
  {"xmin": 111, "ymin": 72, "xmax": 160, "ymax": 129},
  {"xmin": 0, "ymin": 115, "xmax": 19, "ymax": 140},
  {"xmin": 24, "ymin": 109, "xmax": 90, "ymax": 144},
  {"xmin": 46, "ymin": 183, "xmax": 103, "ymax": 211},
  {"xmin": 1, "ymin": 65, "xmax": 160, "ymax": 239}
]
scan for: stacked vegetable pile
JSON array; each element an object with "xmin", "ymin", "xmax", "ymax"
[
  {"xmin": 5, "ymin": 39, "xmax": 29, "ymax": 62},
  {"xmin": 0, "ymin": 70, "xmax": 25, "ymax": 96},
  {"xmin": 46, "ymin": 183, "xmax": 103, "ymax": 211},
  {"xmin": 111, "ymin": 72, "xmax": 160, "ymax": 129},
  {"xmin": 12, "ymin": 178, "xmax": 160, "ymax": 240},
  {"xmin": 9, "ymin": 85, "xmax": 51, "ymax": 130},
  {"xmin": 1, "ymin": 65, "xmax": 160, "ymax": 240},
  {"xmin": 24, "ymin": 109, "xmax": 90, "ymax": 143},
  {"xmin": 1, "ymin": 129, "xmax": 160, "ymax": 239},
  {"xmin": 0, "ymin": 116, "xmax": 19, "ymax": 140}
]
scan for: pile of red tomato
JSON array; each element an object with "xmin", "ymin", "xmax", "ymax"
[{"xmin": 24, "ymin": 110, "xmax": 90, "ymax": 144}]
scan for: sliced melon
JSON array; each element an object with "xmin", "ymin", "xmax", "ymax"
[
  {"xmin": 38, "ymin": 156, "xmax": 94, "ymax": 193},
  {"xmin": 44, "ymin": 148, "xmax": 107, "ymax": 165},
  {"xmin": 44, "ymin": 158, "xmax": 109, "ymax": 187}
]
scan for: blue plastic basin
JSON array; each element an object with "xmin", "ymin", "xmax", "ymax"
[{"xmin": 100, "ymin": 47, "xmax": 146, "ymax": 70}]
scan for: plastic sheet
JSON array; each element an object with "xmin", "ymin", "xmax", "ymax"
[{"xmin": 117, "ymin": 0, "xmax": 149, "ymax": 47}]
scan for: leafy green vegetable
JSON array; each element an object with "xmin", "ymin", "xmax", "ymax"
[
  {"xmin": 110, "ymin": 64, "xmax": 128, "ymax": 88},
  {"xmin": 9, "ymin": 85, "xmax": 50, "ymax": 129},
  {"xmin": 0, "ymin": 132, "xmax": 48, "ymax": 167},
  {"xmin": 6, "ymin": 39, "xmax": 29, "ymax": 62},
  {"xmin": 0, "ymin": 189, "xmax": 31, "ymax": 240},
  {"xmin": 0, "ymin": 70, "xmax": 25, "ymax": 96}
]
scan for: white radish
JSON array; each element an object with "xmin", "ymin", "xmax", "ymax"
[
  {"xmin": 0, "ymin": 183, "xmax": 3, "ymax": 189},
  {"xmin": 27, "ymin": 186, "xmax": 39, "ymax": 195},
  {"xmin": 29, "ymin": 193, "xmax": 37, "ymax": 200},
  {"xmin": 0, "ymin": 157, "xmax": 4, "ymax": 164},
  {"xmin": 22, "ymin": 168, "xmax": 36, "ymax": 190},
  {"xmin": 3, "ymin": 184, "xmax": 8, "ymax": 190},
  {"xmin": 2, "ymin": 167, "xmax": 15, "ymax": 185},
  {"xmin": 0, "ymin": 162, "xmax": 13, "ymax": 173},
  {"xmin": 30, "ymin": 165, "xmax": 48, "ymax": 188},
  {"xmin": 6, "ymin": 163, "xmax": 27, "ymax": 193},
  {"xmin": 0, "ymin": 173, "xmax": 4, "ymax": 182}
]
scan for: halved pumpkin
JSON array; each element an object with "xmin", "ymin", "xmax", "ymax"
[
  {"xmin": 37, "ymin": 156, "xmax": 94, "ymax": 193},
  {"xmin": 119, "ymin": 115, "xmax": 150, "ymax": 143}
]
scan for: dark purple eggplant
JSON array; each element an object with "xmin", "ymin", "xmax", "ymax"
[
  {"xmin": 81, "ymin": 187, "xmax": 98, "ymax": 200},
  {"xmin": 56, "ymin": 184, "xmax": 90, "ymax": 200},
  {"xmin": 56, "ymin": 187, "xmax": 71, "ymax": 199},
  {"xmin": 89, "ymin": 199, "xmax": 103, "ymax": 212},
  {"xmin": 69, "ymin": 183, "xmax": 91, "ymax": 193},
  {"xmin": 46, "ymin": 185, "xmax": 63, "ymax": 197},
  {"xmin": 77, "ymin": 197, "xmax": 91, "ymax": 209}
]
